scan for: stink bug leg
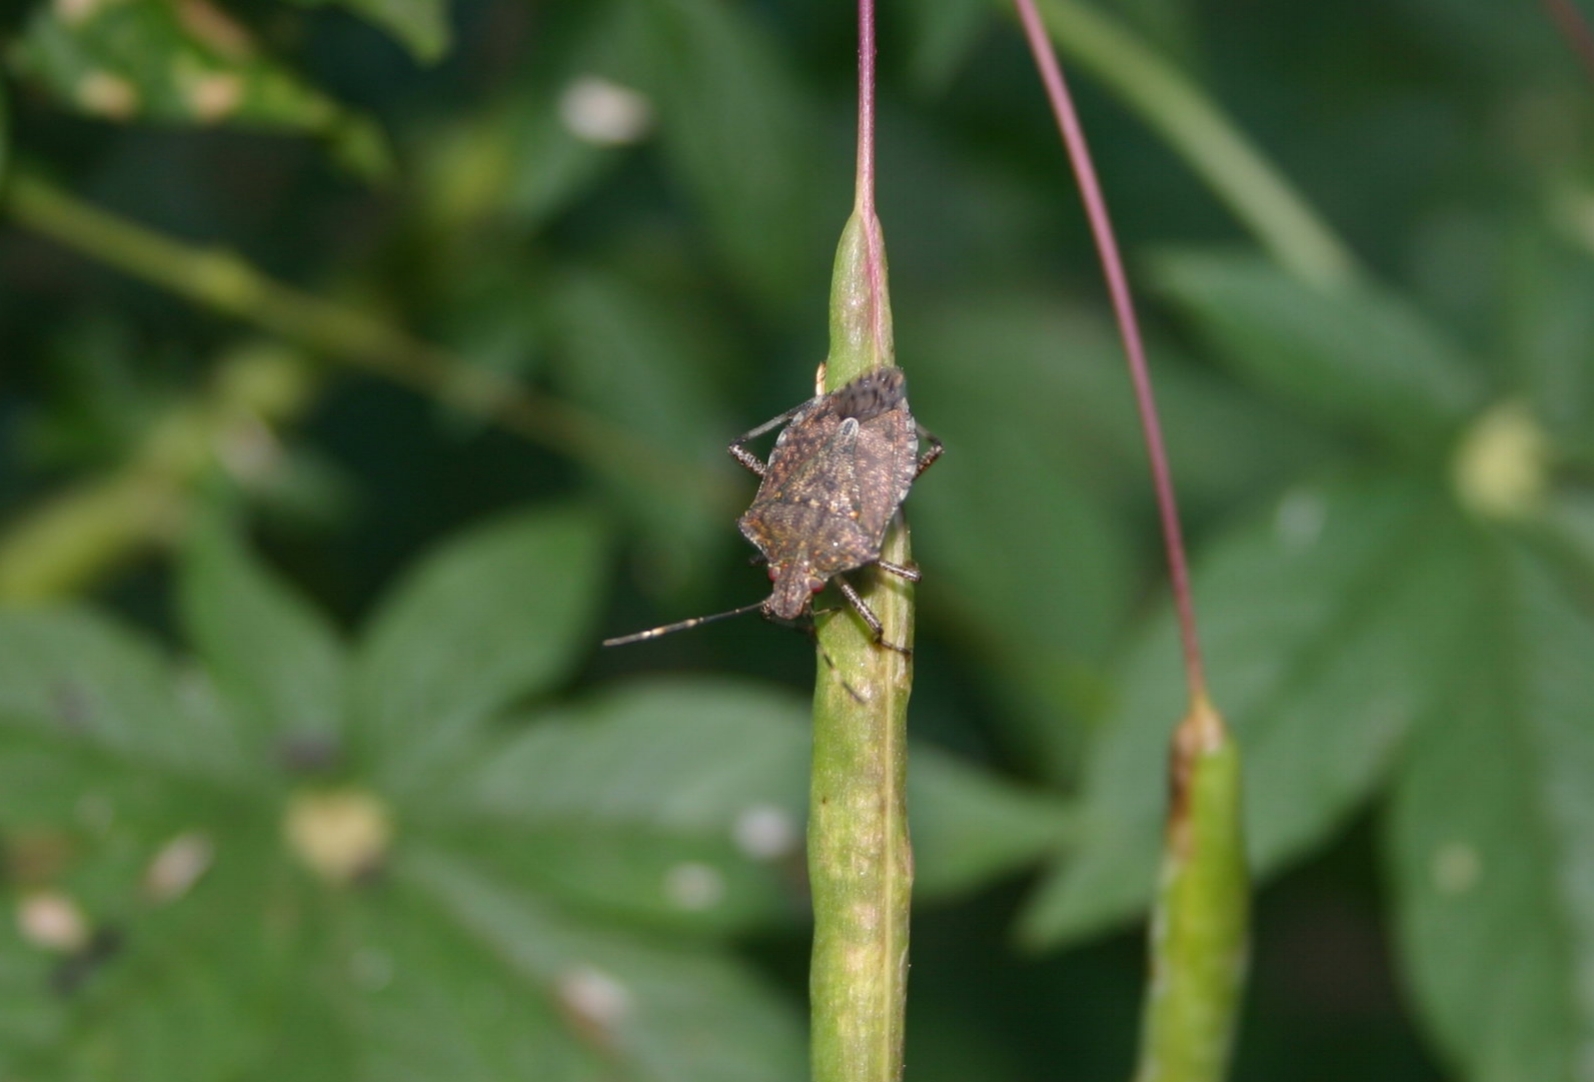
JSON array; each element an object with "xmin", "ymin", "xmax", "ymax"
[{"xmin": 833, "ymin": 575, "xmax": 912, "ymax": 657}]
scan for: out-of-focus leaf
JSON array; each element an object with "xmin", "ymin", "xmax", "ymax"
[
  {"xmin": 54, "ymin": 815, "xmax": 303, "ymax": 1081},
  {"xmin": 7, "ymin": 0, "xmax": 389, "ymax": 178},
  {"xmin": 908, "ymin": 295, "xmax": 1327, "ymax": 779},
  {"xmin": 0, "ymin": 608, "xmax": 242, "ymax": 779},
  {"xmin": 351, "ymin": 506, "xmax": 608, "ymax": 792},
  {"xmin": 909, "ymin": 746, "xmax": 1073, "ymax": 899},
  {"xmin": 623, "ymin": 0, "xmax": 827, "ymax": 306},
  {"xmin": 447, "ymin": 679, "xmax": 810, "ymax": 832},
  {"xmin": 287, "ymin": 0, "xmax": 452, "ymax": 64},
  {"xmin": 435, "ymin": 823, "xmax": 796, "ymax": 937},
  {"xmin": 892, "ymin": 0, "xmax": 990, "ymax": 91},
  {"xmin": 346, "ymin": 887, "xmax": 601, "ymax": 1082},
  {"xmin": 0, "ymin": 922, "xmax": 66, "ymax": 1072},
  {"xmin": 450, "ymin": 678, "xmax": 1067, "ymax": 905},
  {"xmin": 1020, "ymin": 476, "xmax": 1480, "ymax": 946},
  {"xmin": 403, "ymin": 846, "xmax": 808, "ymax": 1082},
  {"xmin": 1153, "ymin": 250, "xmax": 1486, "ymax": 454},
  {"xmin": 1387, "ymin": 546, "xmax": 1594, "ymax": 1082},
  {"xmin": 540, "ymin": 268, "xmax": 732, "ymax": 596},
  {"xmin": 179, "ymin": 517, "xmax": 346, "ymax": 758},
  {"xmin": 1506, "ymin": 236, "xmax": 1594, "ymax": 457}
]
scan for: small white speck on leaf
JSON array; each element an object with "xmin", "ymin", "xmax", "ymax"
[
  {"xmin": 733, "ymin": 804, "xmax": 798, "ymax": 859},
  {"xmin": 558, "ymin": 76, "xmax": 653, "ymax": 146},
  {"xmin": 144, "ymin": 831, "xmax": 214, "ymax": 903},
  {"xmin": 1274, "ymin": 490, "xmax": 1326, "ymax": 548},
  {"xmin": 664, "ymin": 862, "xmax": 725, "ymax": 910},
  {"xmin": 77, "ymin": 72, "xmax": 139, "ymax": 119},
  {"xmin": 1431, "ymin": 841, "xmax": 1481, "ymax": 895},
  {"xmin": 558, "ymin": 965, "xmax": 630, "ymax": 1029},
  {"xmin": 17, "ymin": 891, "xmax": 90, "ymax": 952}
]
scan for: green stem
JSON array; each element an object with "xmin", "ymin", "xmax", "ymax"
[
  {"xmin": 1027, "ymin": 0, "xmax": 1360, "ymax": 289},
  {"xmin": 809, "ymin": 10, "xmax": 913, "ymax": 1073},
  {"xmin": 810, "ymin": 210, "xmax": 913, "ymax": 1082},
  {"xmin": 1135, "ymin": 694, "xmax": 1248, "ymax": 1082},
  {"xmin": 1, "ymin": 169, "xmax": 724, "ymax": 504}
]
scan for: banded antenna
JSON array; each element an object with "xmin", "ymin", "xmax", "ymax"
[{"xmin": 602, "ymin": 600, "xmax": 768, "ymax": 647}]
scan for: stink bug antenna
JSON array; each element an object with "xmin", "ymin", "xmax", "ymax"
[{"xmin": 602, "ymin": 601, "xmax": 767, "ymax": 648}]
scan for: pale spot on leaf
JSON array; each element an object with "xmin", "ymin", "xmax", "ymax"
[
  {"xmin": 1431, "ymin": 841, "xmax": 1481, "ymax": 895},
  {"xmin": 664, "ymin": 861, "xmax": 725, "ymax": 910},
  {"xmin": 1274, "ymin": 489, "xmax": 1326, "ymax": 548},
  {"xmin": 558, "ymin": 965, "xmax": 630, "ymax": 1030},
  {"xmin": 144, "ymin": 831, "xmax": 214, "ymax": 903},
  {"xmin": 77, "ymin": 72, "xmax": 138, "ymax": 119},
  {"xmin": 1453, "ymin": 400, "xmax": 1547, "ymax": 520},
  {"xmin": 17, "ymin": 891, "xmax": 90, "ymax": 952},
  {"xmin": 283, "ymin": 788, "xmax": 393, "ymax": 883},
  {"xmin": 558, "ymin": 76, "xmax": 653, "ymax": 146},
  {"xmin": 185, "ymin": 71, "xmax": 245, "ymax": 122},
  {"xmin": 733, "ymin": 804, "xmax": 798, "ymax": 859}
]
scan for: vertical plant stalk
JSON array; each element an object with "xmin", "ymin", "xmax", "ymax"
[
  {"xmin": 1013, "ymin": 4, "xmax": 1248, "ymax": 1081},
  {"xmin": 809, "ymin": 4, "xmax": 913, "ymax": 1082}
]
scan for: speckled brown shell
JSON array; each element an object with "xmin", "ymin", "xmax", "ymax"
[{"xmin": 738, "ymin": 368, "xmax": 919, "ymax": 618}]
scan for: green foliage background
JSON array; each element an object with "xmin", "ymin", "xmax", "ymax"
[{"xmin": 3, "ymin": 0, "xmax": 1594, "ymax": 1079}]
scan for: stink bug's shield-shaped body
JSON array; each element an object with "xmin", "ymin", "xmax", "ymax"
[
  {"xmin": 739, "ymin": 367, "xmax": 920, "ymax": 621},
  {"xmin": 602, "ymin": 367, "xmax": 941, "ymax": 650}
]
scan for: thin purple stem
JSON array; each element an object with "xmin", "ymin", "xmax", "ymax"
[
  {"xmin": 856, "ymin": 0, "xmax": 890, "ymax": 365},
  {"xmin": 1012, "ymin": 0, "xmax": 1208, "ymax": 698},
  {"xmin": 857, "ymin": 0, "xmax": 877, "ymax": 219},
  {"xmin": 1544, "ymin": 0, "xmax": 1594, "ymax": 85}
]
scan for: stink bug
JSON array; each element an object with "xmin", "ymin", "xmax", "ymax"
[{"xmin": 603, "ymin": 366, "xmax": 942, "ymax": 651}]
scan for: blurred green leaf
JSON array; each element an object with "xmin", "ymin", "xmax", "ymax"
[
  {"xmin": 403, "ymin": 846, "xmax": 808, "ymax": 1082},
  {"xmin": 415, "ymin": 4, "xmax": 639, "ymax": 236},
  {"xmin": 436, "ymin": 823, "xmax": 794, "ymax": 937},
  {"xmin": 55, "ymin": 811, "xmax": 304, "ymax": 1081},
  {"xmin": 7, "ymin": 0, "xmax": 390, "ymax": 177},
  {"xmin": 908, "ymin": 295, "xmax": 1328, "ymax": 779},
  {"xmin": 0, "ymin": 608, "xmax": 242, "ymax": 779},
  {"xmin": 909, "ymin": 746, "xmax": 1073, "ymax": 899},
  {"xmin": 1387, "ymin": 545, "xmax": 1594, "ymax": 1082},
  {"xmin": 906, "ymin": 301, "xmax": 1136, "ymax": 775},
  {"xmin": 352, "ymin": 506, "xmax": 609, "ymax": 793},
  {"xmin": 345, "ymin": 888, "xmax": 602, "ymax": 1082},
  {"xmin": 1153, "ymin": 250, "xmax": 1486, "ymax": 455},
  {"xmin": 540, "ymin": 268, "xmax": 732, "ymax": 596},
  {"xmin": 624, "ymin": 0, "xmax": 827, "ymax": 307},
  {"xmin": 446, "ymin": 677, "xmax": 1069, "ymax": 907},
  {"xmin": 1506, "ymin": 236, "xmax": 1594, "ymax": 457},
  {"xmin": 892, "ymin": 0, "xmax": 990, "ymax": 91},
  {"xmin": 287, "ymin": 0, "xmax": 453, "ymax": 64},
  {"xmin": 179, "ymin": 515, "xmax": 346, "ymax": 758},
  {"xmin": 445, "ymin": 679, "xmax": 810, "ymax": 831},
  {"xmin": 1020, "ymin": 476, "xmax": 1480, "ymax": 945},
  {"xmin": 0, "ymin": 922, "xmax": 66, "ymax": 1073}
]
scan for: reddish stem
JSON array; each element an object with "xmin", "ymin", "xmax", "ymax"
[
  {"xmin": 856, "ymin": 0, "xmax": 877, "ymax": 219},
  {"xmin": 855, "ymin": 0, "xmax": 891, "ymax": 366},
  {"xmin": 1544, "ymin": 0, "xmax": 1594, "ymax": 85},
  {"xmin": 1012, "ymin": 0, "xmax": 1208, "ymax": 699}
]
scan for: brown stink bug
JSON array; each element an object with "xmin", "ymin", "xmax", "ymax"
[{"xmin": 603, "ymin": 366, "xmax": 942, "ymax": 651}]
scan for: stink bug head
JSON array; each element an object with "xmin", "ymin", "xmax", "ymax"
[{"xmin": 766, "ymin": 559, "xmax": 825, "ymax": 621}]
